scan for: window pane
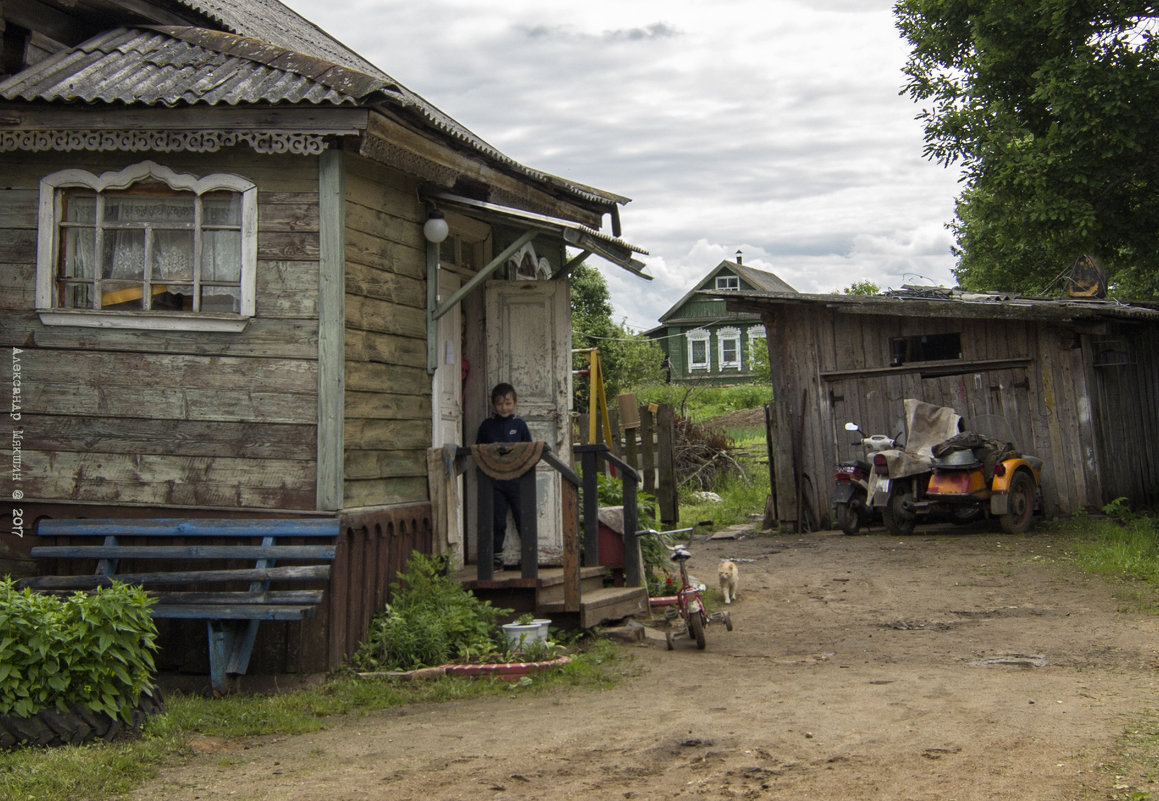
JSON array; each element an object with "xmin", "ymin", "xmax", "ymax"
[
  {"xmin": 202, "ymin": 194, "xmax": 240, "ymax": 226},
  {"xmin": 202, "ymin": 230, "xmax": 242, "ymax": 282},
  {"xmin": 106, "ymin": 194, "xmax": 194, "ymax": 225},
  {"xmin": 59, "ymin": 282, "xmax": 93, "ymax": 309},
  {"xmin": 692, "ymin": 341, "xmax": 707, "ymax": 363},
  {"xmin": 201, "ymin": 286, "xmax": 240, "ymax": 313},
  {"xmin": 62, "ymin": 229, "xmax": 95, "ymax": 279},
  {"xmin": 103, "ymin": 230, "xmax": 145, "ymax": 278},
  {"xmin": 723, "ymin": 341, "xmax": 737, "ymax": 361},
  {"xmin": 154, "ymin": 230, "xmax": 194, "ymax": 279},
  {"xmin": 64, "ymin": 194, "xmax": 96, "ymax": 223}
]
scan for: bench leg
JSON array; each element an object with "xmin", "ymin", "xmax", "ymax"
[{"xmin": 206, "ymin": 620, "xmax": 260, "ymax": 695}]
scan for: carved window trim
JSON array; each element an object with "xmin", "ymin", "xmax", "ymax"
[{"xmin": 35, "ymin": 161, "xmax": 257, "ymax": 332}]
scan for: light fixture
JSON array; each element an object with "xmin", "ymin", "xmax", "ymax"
[{"xmin": 423, "ymin": 209, "xmax": 449, "ymax": 244}]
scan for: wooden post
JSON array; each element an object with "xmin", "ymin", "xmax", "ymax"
[
  {"xmin": 476, "ymin": 472, "xmax": 494, "ymax": 579},
  {"xmin": 518, "ymin": 470, "xmax": 538, "ymax": 579},
  {"xmin": 575, "ymin": 444, "xmax": 603, "ymax": 566},
  {"xmin": 622, "ymin": 470, "xmax": 642, "ymax": 587},
  {"xmin": 657, "ymin": 404, "xmax": 678, "ymax": 525},
  {"xmin": 560, "ymin": 480, "xmax": 579, "ymax": 612},
  {"xmin": 640, "ymin": 407, "xmax": 656, "ymax": 495}
]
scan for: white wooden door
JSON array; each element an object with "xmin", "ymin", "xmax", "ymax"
[
  {"xmin": 432, "ymin": 270, "xmax": 464, "ymax": 566},
  {"xmin": 485, "ymin": 279, "xmax": 571, "ymax": 564}
]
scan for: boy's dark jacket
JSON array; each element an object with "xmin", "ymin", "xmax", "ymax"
[{"xmin": 476, "ymin": 414, "xmax": 532, "ymax": 445}]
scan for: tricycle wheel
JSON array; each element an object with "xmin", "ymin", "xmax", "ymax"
[
  {"xmin": 1000, "ymin": 471, "xmax": 1035, "ymax": 534},
  {"xmin": 689, "ymin": 611, "xmax": 706, "ymax": 649},
  {"xmin": 836, "ymin": 503, "xmax": 862, "ymax": 535},
  {"xmin": 883, "ymin": 490, "xmax": 916, "ymax": 535},
  {"xmin": 723, "ymin": 610, "xmax": 733, "ymax": 631}
]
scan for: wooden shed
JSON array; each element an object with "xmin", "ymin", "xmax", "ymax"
[
  {"xmin": 0, "ymin": 0, "xmax": 647, "ymax": 678},
  {"xmin": 721, "ymin": 287, "xmax": 1159, "ymax": 531}
]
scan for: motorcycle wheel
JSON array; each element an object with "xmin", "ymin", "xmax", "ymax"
[
  {"xmin": 689, "ymin": 611, "xmax": 707, "ymax": 649},
  {"xmin": 836, "ymin": 502, "xmax": 862, "ymax": 535},
  {"xmin": 1000, "ymin": 472, "xmax": 1035, "ymax": 534},
  {"xmin": 883, "ymin": 490, "xmax": 916, "ymax": 536}
]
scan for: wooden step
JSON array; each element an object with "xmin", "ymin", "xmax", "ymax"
[{"xmin": 539, "ymin": 586, "xmax": 648, "ymax": 629}]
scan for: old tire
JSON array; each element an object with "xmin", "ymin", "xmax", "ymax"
[
  {"xmin": 836, "ymin": 503, "xmax": 862, "ymax": 536},
  {"xmin": 950, "ymin": 506, "xmax": 983, "ymax": 526},
  {"xmin": 1000, "ymin": 472, "xmax": 1036, "ymax": 534},
  {"xmin": 689, "ymin": 611, "xmax": 707, "ymax": 650},
  {"xmin": 883, "ymin": 491, "xmax": 916, "ymax": 536},
  {"xmin": 0, "ymin": 685, "xmax": 164, "ymax": 750}
]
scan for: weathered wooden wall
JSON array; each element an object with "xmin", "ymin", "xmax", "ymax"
[
  {"xmin": 1088, "ymin": 323, "xmax": 1159, "ymax": 507},
  {"xmin": 0, "ymin": 150, "xmax": 322, "ymax": 510},
  {"xmin": 764, "ymin": 305, "xmax": 1109, "ymax": 530},
  {"xmin": 342, "ymin": 154, "xmax": 432, "ymax": 509}
]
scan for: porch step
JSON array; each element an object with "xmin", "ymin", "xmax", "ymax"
[{"xmin": 539, "ymin": 586, "xmax": 648, "ymax": 629}]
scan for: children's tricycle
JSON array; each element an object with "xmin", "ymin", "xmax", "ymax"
[{"xmin": 639, "ymin": 526, "xmax": 733, "ymax": 650}]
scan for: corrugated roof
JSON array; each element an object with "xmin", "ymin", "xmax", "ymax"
[
  {"xmin": 2, "ymin": 0, "xmax": 629, "ymax": 211},
  {"xmin": 0, "ymin": 26, "xmax": 382, "ymax": 107},
  {"xmin": 717, "ymin": 286, "xmax": 1159, "ymax": 323}
]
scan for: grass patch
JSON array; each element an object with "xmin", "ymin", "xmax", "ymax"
[
  {"xmin": 1054, "ymin": 513, "xmax": 1159, "ymax": 613},
  {"xmin": 0, "ymin": 638, "xmax": 627, "ymax": 801}
]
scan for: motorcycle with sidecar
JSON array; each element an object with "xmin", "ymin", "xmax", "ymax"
[
  {"xmin": 867, "ymin": 399, "xmax": 962, "ymax": 535},
  {"xmin": 916, "ymin": 414, "xmax": 1044, "ymax": 534}
]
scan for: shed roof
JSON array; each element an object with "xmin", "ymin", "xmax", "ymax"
[{"xmin": 719, "ymin": 285, "xmax": 1159, "ymax": 324}]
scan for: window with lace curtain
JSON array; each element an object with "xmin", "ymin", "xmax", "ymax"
[{"xmin": 36, "ymin": 161, "xmax": 257, "ymax": 331}]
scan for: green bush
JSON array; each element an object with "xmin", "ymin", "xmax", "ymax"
[
  {"xmin": 0, "ymin": 578, "xmax": 158, "ymax": 722},
  {"xmin": 352, "ymin": 553, "xmax": 511, "ymax": 671}
]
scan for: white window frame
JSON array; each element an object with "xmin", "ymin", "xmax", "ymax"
[
  {"xmin": 687, "ymin": 327, "xmax": 710, "ymax": 371},
  {"xmin": 715, "ymin": 274, "xmax": 739, "ymax": 290},
  {"xmin": 35, "ymin": 161, "xmax": 257, "ymax": 332},
  {"xmin": 747, "ymin": 325, "xmax": 767, "ymax": 372},
  {"xmin": 718, "ymin": 326, "xmax": 742, "ymax": 370}
]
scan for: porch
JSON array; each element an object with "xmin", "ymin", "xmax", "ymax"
[{"xmin": 441, "ymin": 442, "xmax": 650, "ymax": 628}]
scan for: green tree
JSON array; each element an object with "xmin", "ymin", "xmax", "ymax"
[
  {"xmin": 896, "ymin": 1, "xmax": 1159, "ymax": 299},
  {"xmin": 843, "ymin": 280, "xmax": 880, "ymax": 295},
  {"xmin": 570, "ymin": 263, "xmax": 664, "ymax": 412}
]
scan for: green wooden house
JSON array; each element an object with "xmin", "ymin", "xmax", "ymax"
[{"xmin": 648, "ymin": 255, "xmax": 795, "ymax": 384}]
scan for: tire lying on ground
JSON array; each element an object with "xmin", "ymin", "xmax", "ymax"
[{"xmin": 0, "ymin": 685, "xmax": 165, "ymax": 749}]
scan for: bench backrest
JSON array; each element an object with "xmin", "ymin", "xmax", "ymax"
[{"xmin": 22, "ymin": 518, "xmax": 340, "ymax": 592}]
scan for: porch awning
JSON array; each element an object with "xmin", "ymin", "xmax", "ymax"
[{"xmin": 422, "ymin": 190, "xmax": 651, "ymax": 279}]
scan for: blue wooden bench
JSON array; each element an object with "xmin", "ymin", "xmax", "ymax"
[{"xmin": 19, "ymin": 518, "xmax": 340, "ymax": 694}]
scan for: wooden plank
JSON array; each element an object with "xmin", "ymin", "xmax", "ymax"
[
  {"xmin": 343, "ymin": 390, "xmax": 429, "ymax": 420},
  {"xmin": 31, "ymin": 545, "xmax": 336, "ymax": 560},
  {"xmin": 345, "ymin": 361, "xmax": 428, "ymax": 393},
  {"xmin": 258, "ymin": 230, "xmax": 319, "ymax": 261},
  {"xmin": 344, "ymin": 293, "xmax": 426, "ymax": 337},
  {"xmin": 258, "ymin": 194, "xmax": 319, "ymax": 233},
  {"xmin": 344, "ymin": 418, "xmax": 431, "ymax": 451},
  {"xmin": 344, "ymin": 329, "xmax": 426, "ymax": 366},
  {"xmin": 150, "ymin": 590, "xmax": 325, "ymax": 605},
  {"xmin": 0, "ymin": 228, "xmax": 35, "ymax": 261},
  {"xmin": 38, "ymin": 517, "xmax": 339, "ymax": 538},
  {"xmin": 344, "ymin": 268, "xmax": 424, "ymax": 307},
  {"xmin": 18, "ymin": 349, "xmax": 317, "ymax": 393},
  {"xmin": 1, "ymin": 311, "xmax": 319, "ymax": 359},
  {"xmin": 342, "ymin": 476, "xmax": 429, "ymax": 508},
  {"xmin": 22, "ymin": 451, "xmax": 317, "ymax": 509},
  {"xmin": 345, "ymin": 227, "xmax": 422, "ymax": 281},
  {"xmin": 21, "ymin": 564, "xmax": 331, "ymax": 589},
  {"xmin": 344, "ymin": 450, "xmax": 426, "ymax": 480},
  {"xmin": 19, "ymin": 415, "xmax": 315, "ymax": 459},
  {"xmin": 151, "ymin": 604, "xmax": 319, "ymax": 621},
  {"xmin": 0, "ymin": 188, "xmax": 37, "ymax": 227}
]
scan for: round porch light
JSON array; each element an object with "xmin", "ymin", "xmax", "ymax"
[{"xmin": 423, "ymin": 209, "xmax": 450, "ymax": 243}]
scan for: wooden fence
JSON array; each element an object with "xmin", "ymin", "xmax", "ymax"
[{"xmin": 575, "ymin": 402, "xmax": 678, "ymax": 525}]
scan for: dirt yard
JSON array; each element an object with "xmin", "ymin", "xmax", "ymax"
[{"xmin": 130, "ymin": 524, "xmax": 1159, "ymax": 801}]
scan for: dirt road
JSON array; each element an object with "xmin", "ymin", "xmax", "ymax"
[{"xmin": 131, "ymin": 525, "xmax": 1159, "ymax": 801}]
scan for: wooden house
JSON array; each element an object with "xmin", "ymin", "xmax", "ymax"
[
  {"xmin": 721, "ymin": 287, "xmax": 1159, "ymax": 531},
  {"xmin": 0, "ymin": 0, "xmax": 647, "ymax": 676},
  {"xmin": 648, "ymin": 254, "xmax": 794, "ymax": 384}
]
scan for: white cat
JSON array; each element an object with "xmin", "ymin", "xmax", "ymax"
[{"xmin": 718, "ymin": 560, "xmax": 739, "ymax": 605}]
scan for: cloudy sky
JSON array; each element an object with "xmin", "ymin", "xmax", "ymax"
[{"xmin": 282, "ymin": 0, "xmax": 964, "ymax": 331}]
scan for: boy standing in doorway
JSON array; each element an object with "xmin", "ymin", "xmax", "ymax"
[{"xmin": 476, "ymin": 383, "xmax": 532, "ymax": 570}]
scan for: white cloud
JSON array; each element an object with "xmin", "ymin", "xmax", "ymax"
[{"xmin": 283, "ymin": 0, "xmax": 963, "ymax": 325}]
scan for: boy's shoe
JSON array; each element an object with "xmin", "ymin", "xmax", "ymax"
[{"xmin": 493, "ymin": 556, "xmax": 505, "ymax": 571}]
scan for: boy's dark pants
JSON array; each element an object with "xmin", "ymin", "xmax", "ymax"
[{"xmin": 492, "ymin": 478, "xmax": 522, "ymax": 558}]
